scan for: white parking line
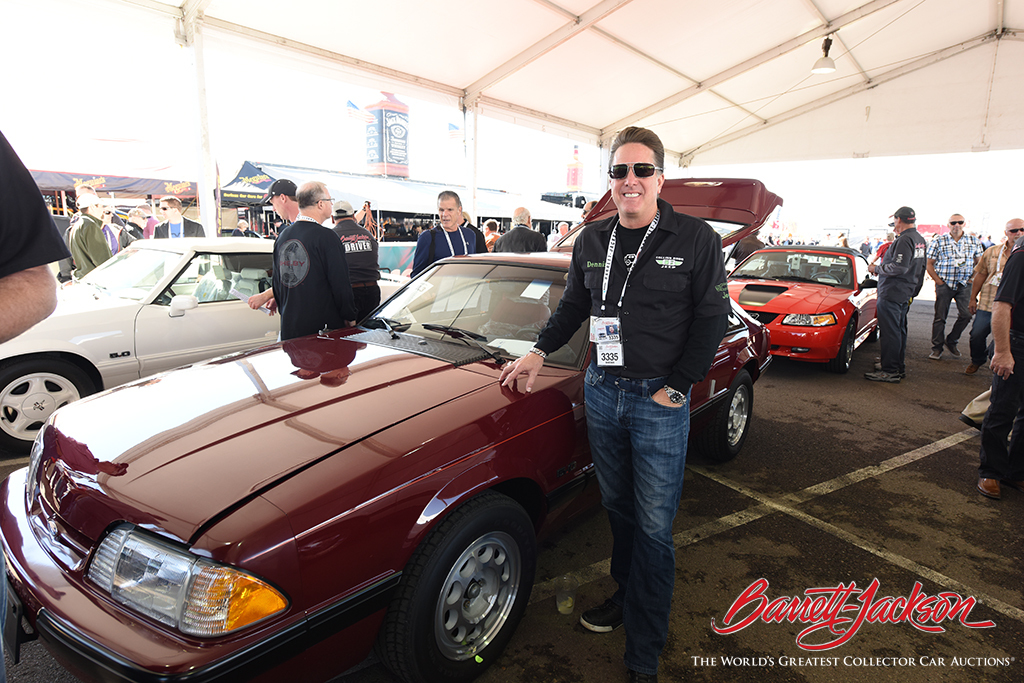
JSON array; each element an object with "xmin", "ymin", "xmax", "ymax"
[{"xmin": 533, "ymin": 429, "xmax": 1024, "ymax": 626}]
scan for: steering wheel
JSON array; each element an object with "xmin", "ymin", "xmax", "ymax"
[{"xmin": 514, "ymin": 326, "xmax": 539, "ymax": 342}]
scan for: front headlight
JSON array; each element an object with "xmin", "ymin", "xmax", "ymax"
[
  {"xmin": 88, "ymin": 526, "xmax": 288, "ymax": 637},
  {"xmin": 781, "ymin": 312, "xmax": 837, "ymax": 326}
]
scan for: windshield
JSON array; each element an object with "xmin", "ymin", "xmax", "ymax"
[
  {"xmin": 376, "ymin": 261, "xmax": 587, "ymax": 368},
  {"xmin": 80, "ymin": 247, "xmax": 183, "ymax": 301},
  {"xmin": 732, "ymin": 251, "xmax": 855, "ymax": 289}
]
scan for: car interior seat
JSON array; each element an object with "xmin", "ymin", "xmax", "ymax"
[
  {"xmin": 194, "ymin": 264, "xmax": 232, "ymax": 302},
  {"xmin": 232, "ymin": 268, "xmax": 271, "ymax": 300}
]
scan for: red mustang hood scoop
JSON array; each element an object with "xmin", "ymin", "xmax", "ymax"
[
  {"xmin": 737, "ymin": 284, "xmax": 788, "ymax": 307},
  {"xmin": 42, "ymin": 334, "xmax": 496, "ymax": 544}
]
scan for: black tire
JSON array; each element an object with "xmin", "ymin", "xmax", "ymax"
[
  {"xmin": 826, "ymin": 321, "xmax": 856, "ymax": 374},
  {"xmin": 692, "ymin": 370, "xmax": 753, "ymax": 463},
  {"xmin": 0, "ymin": 358, "xmax": 96, "ymax": 453},
  {"xmin": 376, "ymin": 491, "xmax": 536, "ymax": 683}
]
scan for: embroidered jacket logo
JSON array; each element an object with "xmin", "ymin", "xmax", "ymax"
[{"xmin": 655, "ymin": 256, "xmax": 685, "ymax": 268}]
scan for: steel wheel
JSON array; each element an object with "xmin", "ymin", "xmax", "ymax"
[
  {"xmin": 725, "ymin": 381, "xmax": 751, "ymax": 449},
  {"xmin": 434, "ymin": 531, "xmax": 521, "ymax": 661},
  {"xmin": 692, "ymin": 370, "xmax": 753, "ymax": 463},
  {"xmin": 0, "ymin": 359, "xmax": 94, "ymax": 452},
  {"xmin": 377, "ymin": 491, "xmax": 536, "ymax": 683}
]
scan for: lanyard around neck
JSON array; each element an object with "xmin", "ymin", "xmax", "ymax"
[
  {"xmin": 441, "ymin": 225, "xmax": 469, "ymax": 256},
  {"xmin": 600, "ymin": 211, "xmax": 660, "ymax": 313}
]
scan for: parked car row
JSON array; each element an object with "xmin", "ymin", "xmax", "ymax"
[{"xmin": 0, "ymin": 178, "xmax": 879, "ymax": 683}]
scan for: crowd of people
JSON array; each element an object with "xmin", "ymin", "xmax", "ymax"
[{"xmin": 8, "ymin": 118, "xmax": 1024, "ymax": 683}]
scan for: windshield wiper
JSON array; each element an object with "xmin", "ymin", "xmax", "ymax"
[
  {"xmin": 421, "ymin": 323, "xmax": 506, "ymax": 366},
  {"xmin": 363, "ymin": 316, "xmax": 406, "ymax": 339},
  {"xmin": 772, "ymin": 275, "xmax": 817, "ymax": 283}
]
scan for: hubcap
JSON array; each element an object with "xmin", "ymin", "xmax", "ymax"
[
  {"xmin": 726, "ymin": 386, "xmax": 750, "ymax": 447},
  {"xmin": 0, "ymin": 372, "xmax": 81, "ymax": 443},
  {"xmin": 434, "ymin": 532, "xmax": 521, "ymax": 661}
]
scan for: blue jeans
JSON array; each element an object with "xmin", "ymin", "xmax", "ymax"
[
  {"xmin": 969, "ymin": 309, "xmax": 993, "ymax": 366},
  {"xmin": 932, "ymin": 282, "xmax": 973, "ymax": 352},
  {"xmin": 583, "ymin": 364, "xmax": 690, "ymax": 676},
  {"xmin": 877, "ymin": 297, "xmax": 910, "ymax": 374},
  {"xmin": 979, "ymin": 332, "xmax": 1024, "ymax": 481}
]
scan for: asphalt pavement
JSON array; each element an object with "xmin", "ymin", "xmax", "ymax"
[{"xmin": 3, "ymin": 285, "xmax": 1022, "ymax": 683}]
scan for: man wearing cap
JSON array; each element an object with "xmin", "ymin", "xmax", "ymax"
[
  {"xmin": 272, "ymin": 181, "xmax": 357, "ymax": 340},
  {"xmin": 332, "ymin": 199, "xmax": 380, "ymax": 321},
  {"xmin": 154, "ymin": 196, "xmax": 205, "ymax": 238},
  {"xmin": 926, "ymin": 214, "xmax": 983, "ymax": 360},
  {"xmin": 865, "ymin": 206, "xmax": 927, "ymax": 383},
  {"xmin": 264, "ymin": 178, "xmax": 300, "ymax": 225},
  {"xmin": 69, "ymin": 193, "xmax": 112, "ymax": 279}
]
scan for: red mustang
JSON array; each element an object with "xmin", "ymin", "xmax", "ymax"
[
  {"xmin": 727, "ymin": 245, "xmax": 879, "ymax": 373},
  {"xmin": 2, "ymin": 179, "xmax": 779, "ymax": 683}
]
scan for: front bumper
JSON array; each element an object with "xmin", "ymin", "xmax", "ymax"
[
  {"xmin": 1, "ymin": 469, "xmax": 396, "ymax": 683},
  {"xmin": 765, "ymin": 324, "xmax": 843, "ymax": 362}
]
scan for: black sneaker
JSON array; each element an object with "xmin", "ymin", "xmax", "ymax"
[
  {"xmin": 946, "ymin": 340, "xmax": 961, "ymax": 357},
  {"xmin": 580, "ymin": 598, "xmax": 623, "ymax": 632},
  {"xmin": 864, "ymin": 370, "xmax": 901, "ymax": 383},
  {"xmin": 628, "ymin": 671, "xmax": 658, "ymax": 683}
]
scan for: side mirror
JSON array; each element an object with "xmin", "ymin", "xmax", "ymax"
[
  {"xmin": 169, "ymin": 294, "xmax": 199, "ymax": 317},
  {"xmin": 859, "ymin": 277, "xmax": 878, "ymax": 290}
]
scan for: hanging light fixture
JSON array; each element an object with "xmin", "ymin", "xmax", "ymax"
[{"xmin": 812, "ymin": 35, "xmax": 836, "ymax": 74}]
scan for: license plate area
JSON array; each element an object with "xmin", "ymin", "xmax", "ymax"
[{"xmin": 4, "ymin": 576, "xmax": 36, "ymax": 664}]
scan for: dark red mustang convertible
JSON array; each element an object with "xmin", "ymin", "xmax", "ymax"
[{"xmin": 2, "ymin": 179, "xmax": 779, "ymax": 683}]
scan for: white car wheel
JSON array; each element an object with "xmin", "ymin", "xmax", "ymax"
[{"xmin": 0, "ymin": 359, "xmax": 94, "ymax": 452}]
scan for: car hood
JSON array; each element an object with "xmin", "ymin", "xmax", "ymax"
[
  {"xmin": 41, "ymin": 332, "xmax": 498, "ymax": 544},
  {"xmin": 727, "ymin": 279, "xmax": 851, "ymax": 314}
]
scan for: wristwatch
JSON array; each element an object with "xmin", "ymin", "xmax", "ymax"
[
  {"xmin": 528, "ymin": 347, "xmax": 547, "ymax": 359},
  {"xmin": 664, "ymin": 386, "xmax": 686, "ymax": 405}
]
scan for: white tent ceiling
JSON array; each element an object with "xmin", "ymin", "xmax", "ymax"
[{"xmin": 137, "ymin": 0, "xmax": 1024, "ymax": 170}]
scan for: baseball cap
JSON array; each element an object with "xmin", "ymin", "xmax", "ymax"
[
  {"xmin": 893, "ymin": 206, "xmax": 916, "ymax": 223},
  {"xmin": 262, "ymin": 179, "xmax": 297, "ymax": 204},
  {"xmin": 332, "ymin": 200, "xmax": 354, "ymax": 218},
  {"xmin": 76, "ymin": 193, "xmax": 101, "ymax": 209}
]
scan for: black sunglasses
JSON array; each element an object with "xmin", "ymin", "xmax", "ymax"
[
  {"xmin": 950, "ymin": 220, "xmax": 965, "ymax": 225},
  {"xmin": 1008, "ymin": 228, "xmax": 1024, "ymax": 234},
  {"xmin": 608, "ymin": 163, "xmax": 662, "ymax": 179}
]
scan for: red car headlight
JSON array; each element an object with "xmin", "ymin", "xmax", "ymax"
[
  {"xmin": 781, "ymin": 313, "xmax": 837, "ymax": 326},
  {"xmin": 87, "ymin": 525, "xmax": 288, "ymax": 637}
]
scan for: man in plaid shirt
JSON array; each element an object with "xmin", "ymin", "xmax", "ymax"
[
  {"xmin": 966, "ymin": 219, "xmax": 1024, "ymax": 374},
  {"xmin": 926, "ymin": 214, "xmax": 984, "ymax": 360}
]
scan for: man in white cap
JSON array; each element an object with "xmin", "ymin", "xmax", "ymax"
[
  {"xmin": 69, "ymin": 193, "xmax": 112, "ymax": 278},
  {"xmin": 332, "ymin": 199, "xmax": 380, "ymax": 321}
]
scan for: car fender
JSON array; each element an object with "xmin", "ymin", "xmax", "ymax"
[
  {"xmin": 0, "ymin": 305, "xmax": 142, "ymax": 389},
  {"xmin": 405, "ymin": 458, "xmax": 534, "ymax": 546}
]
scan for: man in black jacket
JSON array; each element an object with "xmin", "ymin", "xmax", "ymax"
[
  {"xmin": 864, "ymin": 206, "xmax": 927, "ymax": 383},
  {"xmin": 494, "ymin": 206, "xmax": 547, "ymax": 253},
  {"xmin": 500, "ymin": 127, "xmax": 729, "ymax": 683},
  {"xmin": 153, "ymin": 196, "xmax": 205, "ymax": 238}
]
